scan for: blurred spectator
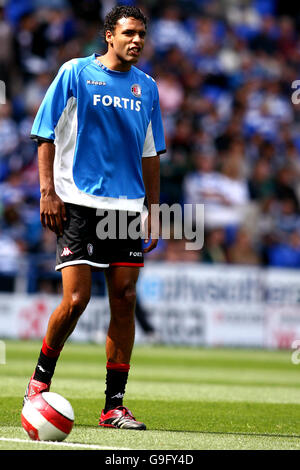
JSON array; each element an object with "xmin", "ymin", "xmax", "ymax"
[
  {"xmin": 277, "ymin": 16, "xmax": 297, "ymax": 59},
  {"xmin": 273, "ymin": 197, "xmax": 300, "ymax": 239},
  {"xmin": 163, "ymin": 238, "xmax": 201, "ymax": 262},
  {"xmin": 41, "ymin": 5, "xmax": 78, "ymax": 51},
  {"xmin": 1, "ymin": 203, "xmax": 28, "ymax": 252},
  {"xmin": 194, "ymin": 16, "xmax": 221, "ymax": 56},
  {"xmin": 0, "ymin": 228, "xmax": 22, "ymax": 291},
  {"xmin": 0, "ymin": 4, "xmax": 14, "ymax": 96},
  {"xmin": 156, "ymin": 71, "xmax": 184, "ymax": 115},
  {"xmin": 268, "ymin": 231, "xmax": 300, "ymax": 268},
  {"xmin": 150, "ymin": 6, "xmax": 193, "ymax": 53},
  {"xmin": 0, "ymin": 102, "xmax": 20, "ymax": 177},
  {"xmin": 284, "ymin": 141, "xmax": 300, "ymax": 180},
  {"xmin": 249, "ymin": 14, "xmax": 278, "ymax": 55},
  {"xmin": 13, "ymin": 10, "xmax": 50, "ymax": 78},
  {"xmin": 244, "ymin": 101, "xmax": 280, "ymax": 140},
  {"xmin": 273, "ymin": 165, "xmax": 299, "ymax": 205},
  {"xmin": 248, "ymin": 158, "xmax": 274, "ymax": 201},
  {"xmin": 227, "ymin": 227, "xmax": 261, "ymax": 265},
  {"xmin": 202, "ymin": 228, "xmax": 227, "ymax": 263},
  {"xmin": 183, "ymin": 150, "xmax": 249, "ymax": 230},
  {"xmin": 23, "ymin": 71, "xmax": 52, "ymax": 111},
  {"xmin": 0, "ymin": 170, "xmax": 25, "ymax": 206}
]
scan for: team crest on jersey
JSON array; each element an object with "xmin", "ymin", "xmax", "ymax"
[
  {"xmin": 131, "ymin": 84, "xmax": 142, "ymax": 98},
  {"xmin": 87, "ymin": 243, "xmax": 94, "ymax": 256}
]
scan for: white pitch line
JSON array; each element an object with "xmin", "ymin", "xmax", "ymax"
[{"xmin": 0, "ymin": 437, "xmax": 131, "ymax": 450}]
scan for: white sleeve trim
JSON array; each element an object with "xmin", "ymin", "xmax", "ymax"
[{"xmin": 142, "ymin": 121, "xmax": 157, "ymax": 157}]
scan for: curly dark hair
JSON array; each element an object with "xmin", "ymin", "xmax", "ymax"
[{"xmin": 103, "ymin": 5, "xmax": 147, "ymax": 43}]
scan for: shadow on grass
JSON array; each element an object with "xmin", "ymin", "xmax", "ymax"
[{"xmin": 72, "ymin": 423, "xmax": 300, "ymax": 440}]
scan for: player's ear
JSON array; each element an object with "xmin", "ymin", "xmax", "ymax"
[{"xmin": 105, "ymin": 30, "xmax": 114, "ymax": 45}]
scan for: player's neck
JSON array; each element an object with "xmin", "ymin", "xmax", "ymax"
[{"xmin": 97, "ymin": 52, "xmax": 132, "ymax": 73}]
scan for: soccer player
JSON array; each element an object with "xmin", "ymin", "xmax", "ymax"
[{"xmin": 23, "ymin": 5, "xmax": 166, "ymax": 430}]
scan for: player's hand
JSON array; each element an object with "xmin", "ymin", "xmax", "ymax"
[
  {"xmin": 143, "ymin": 210, "xmax": 160, "ymax": 253},
  {"xmin": 40, "ymin": 190, "xmax": 67, "ymax": 236}
]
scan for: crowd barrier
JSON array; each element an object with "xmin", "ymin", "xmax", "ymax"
[{"xmin": 0, "ymin": 262, "xmax": 300, "ymax": 349}]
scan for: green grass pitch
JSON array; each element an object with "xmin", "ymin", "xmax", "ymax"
[{"xmin": 1, "ymin": 340, "xmax": 300, "ymax": 450}]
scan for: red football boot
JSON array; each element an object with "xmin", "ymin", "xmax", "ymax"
[
  {"xmin": 99, "ymin": 406, "xmax": 146, "ymax": 430},
  {"xmin": 23, "ymin": 374, "xmax": 51, "ymax": 406}
]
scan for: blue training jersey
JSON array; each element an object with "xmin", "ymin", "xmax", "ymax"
[{"xmin": 31, "ymin": 53, "xmax": 166, "ymax": 212}]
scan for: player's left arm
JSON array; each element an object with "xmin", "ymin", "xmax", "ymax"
[
  {"xmin": 142, "ymin": 155, "xmax": 160, "ymax": 253},
  {"xmin": 142, "ymin": 81, "xmax": 166, "ymax": 252}
]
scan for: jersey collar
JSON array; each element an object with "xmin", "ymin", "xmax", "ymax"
[{"xmin": 93, "ymin": 54, "xmax": 132, "ymax": 77}]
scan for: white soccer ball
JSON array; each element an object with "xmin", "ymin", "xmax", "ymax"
[{"xmin": 21, "ymin": 392, "xmax": 74, "ymax": 441}]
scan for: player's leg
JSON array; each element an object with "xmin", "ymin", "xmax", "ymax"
[
  {"xmin": 24, "ymin": 265, "xmax": 92, "ymax": 402},
  {"xmin": 99, "ymin": 265, "xmax": 146, "ymax": 429},
  {"xmin": 105, "ymin": 265, "xmax": 139, "ymax": 365},
  {"xmin": 44, "ymin": 264, "xmax": 92, "ymax": 349}
]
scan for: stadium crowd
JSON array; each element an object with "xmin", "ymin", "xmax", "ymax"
[{"xmin": 0, "ymin": 0, "xmax": 300, "ymax": 292}]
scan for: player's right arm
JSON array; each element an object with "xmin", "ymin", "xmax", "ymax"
[
  {"xmin": 30, "ymin": 60, "xmax": 78, "ymax": 235},
  {"xmin": 38, "ymin": 142, "xmax": 66, "ymax": 236}
]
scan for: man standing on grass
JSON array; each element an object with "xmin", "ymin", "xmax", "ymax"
[{"xmin": 23, "ymin": 5, "xmax": 166, "ymax": 430}]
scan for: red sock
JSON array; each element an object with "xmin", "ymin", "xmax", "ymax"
[
  {"xmin": 106, "ymin": 361, "xmax": 130, "ymax": 373},
  {"xmin": 33, "ymin": 338, "xmax": 62, "ymax": 383},
  {"xmin": 41, "ymin": 337, "xmax": 63, "ymax": 358}
]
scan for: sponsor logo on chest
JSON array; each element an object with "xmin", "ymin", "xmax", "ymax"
[
  {"xmin": 91, "ymin": 82, "xmax": 142, "ymax": 112},
  {"xmin": 93, "ymin": 94, "xmax": 141, "ymax": 111}
]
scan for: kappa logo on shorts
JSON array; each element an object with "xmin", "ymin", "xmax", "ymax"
[
  {"xmin": 87, "ymin": 243, "xmax": 94, "ymax": 256},
  {"xmin": 61, "ymin": 247, "xmax": 74, "ymax": 257}
]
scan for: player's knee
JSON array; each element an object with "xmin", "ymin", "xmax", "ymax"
[
  {"xmin": 115, "ymin": 282, "xmax": 137, "ymax": 306},
  {"xmin": 66, "ymin": 292, "xmax": 90, "ymax": 320},
  {"xmin": 124, "ymin": 288, "xmax": 136, "ymax": 309}
]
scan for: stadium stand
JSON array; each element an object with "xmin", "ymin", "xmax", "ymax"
[{"xmin": 0, "ymin": 0, "xmax": 300, "ymax": 293}]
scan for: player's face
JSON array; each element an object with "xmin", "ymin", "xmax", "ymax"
[{"xmin": 106, "ymin": 17, "xmax": 146, "ymax": 65}]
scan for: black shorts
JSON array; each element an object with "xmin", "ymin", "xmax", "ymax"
[{"xmin": 55, "ymin": 203, "xmax": 144, "ymax": 271}]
